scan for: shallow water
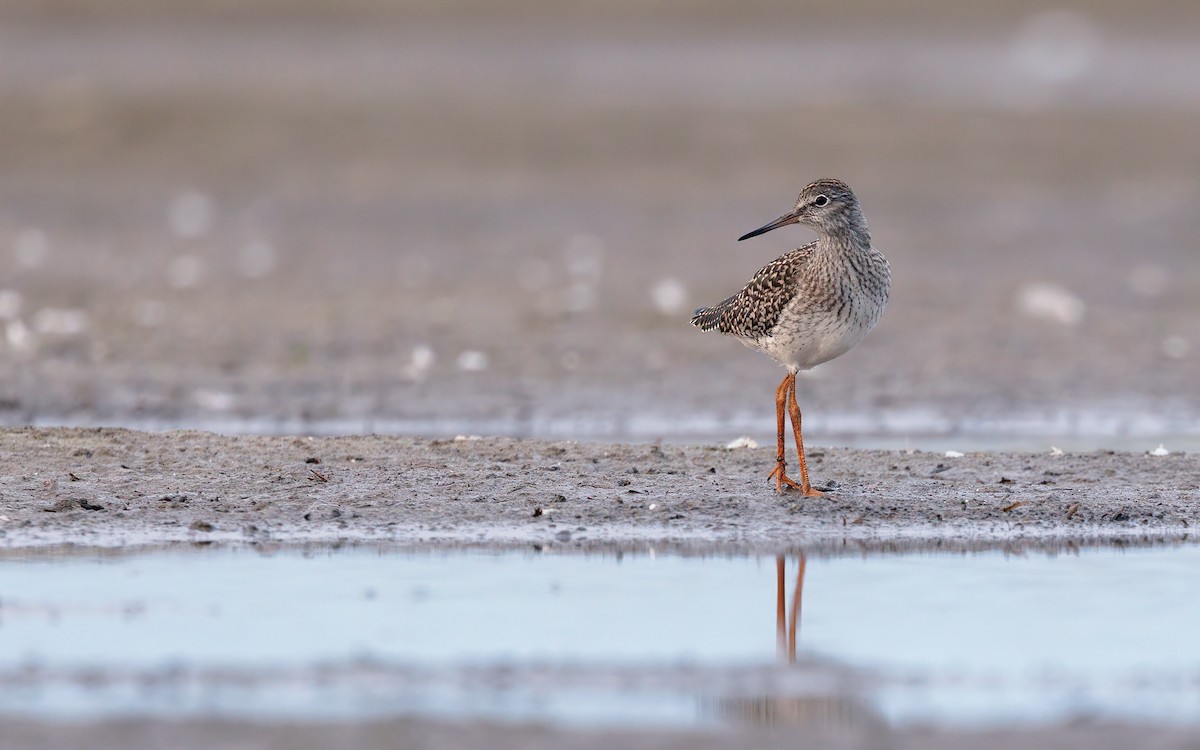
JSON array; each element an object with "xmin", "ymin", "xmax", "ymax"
[
  {"xmin": 2, "ymin": 544, "xmax": 1199, "ymax": 729},
  {"xmin": 23, "ymin": 409, "xmax": 1200, "ymax": 454}
]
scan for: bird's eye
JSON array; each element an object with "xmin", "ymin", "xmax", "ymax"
[{"xmin": 813, "ymin": 195, "xmax": 829, "ymax": 207}]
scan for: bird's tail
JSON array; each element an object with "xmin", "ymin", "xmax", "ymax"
[{"xmin": 690, "ymin": 296, "xmax": 734, "ymax": 332}]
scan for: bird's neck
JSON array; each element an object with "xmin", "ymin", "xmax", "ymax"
[{"xmin": 817, "ymin": 212, "xmax": 872, "ymax": 254}]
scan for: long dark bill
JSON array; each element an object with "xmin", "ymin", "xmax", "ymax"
[{"xmin": 737, "ymin": 211, "xmax": 800, "ymax": 242}]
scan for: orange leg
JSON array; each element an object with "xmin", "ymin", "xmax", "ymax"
[
  {"xmin": 786, "ymin": 374, "xmax": 826, "ymax": 497},
  {"xmin": 766, "ymin": 373, "xmax": 800, "ymax": 493}
]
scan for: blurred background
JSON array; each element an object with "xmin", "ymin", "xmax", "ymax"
[{"xmin": 1, "ymin": 0, "xmax": 1197, "ymax": 449}]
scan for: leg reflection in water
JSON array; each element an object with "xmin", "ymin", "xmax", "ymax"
[
  {"xmin": 776, "ymin": 554, "xmax": 806, "ymax": 664},
  {"xmin": 702, "ymin": 552, "xmax": 879, "ymax": 729}
]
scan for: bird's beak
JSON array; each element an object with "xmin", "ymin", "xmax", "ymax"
[{"xmin": 737, "ymin": 210, "xmax": 801, "ymax": 242}]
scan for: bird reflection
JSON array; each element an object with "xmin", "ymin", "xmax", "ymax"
[
  {"xmin": 701, "ymin": 553, "xmax": 880, "ymax": 730},
  {"xmin": 776, "ymin": 554, "xmax": 806, "ymax": 664}
]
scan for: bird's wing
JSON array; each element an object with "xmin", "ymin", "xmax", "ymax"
[{"xmin": 691, "ymin": 243, "xmax": 816, "ymax": 337}]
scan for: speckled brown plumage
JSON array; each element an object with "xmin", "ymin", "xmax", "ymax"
[{"xmin": 691, "ymin": 243, "xmax": 817, "ymax": 338}]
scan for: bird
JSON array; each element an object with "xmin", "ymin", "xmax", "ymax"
[{"xmin": 691, "ymin": 179, "xmax": 890, "ymax": 496}]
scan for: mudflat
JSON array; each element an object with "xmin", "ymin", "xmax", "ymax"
[{"xmin": 1, "ymin": 427, "xmax": 1194, "ymax": 552}]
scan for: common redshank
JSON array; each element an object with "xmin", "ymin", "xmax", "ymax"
[{"xmin": 691, "ymin": 179, "xmax": 890, "ymax": 495}]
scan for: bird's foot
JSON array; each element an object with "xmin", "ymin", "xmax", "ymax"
[
  {"xmin": 768, "ymin": 461, "xmax": 830, "ymax": 497},
  {"xmin": 767, "ymin": 460, "xmax": 801, "ymax": 494}
]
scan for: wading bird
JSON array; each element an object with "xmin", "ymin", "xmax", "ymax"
[{"xmin": 692, "ymin": 179, "xmax": 890, "ymax": 495}]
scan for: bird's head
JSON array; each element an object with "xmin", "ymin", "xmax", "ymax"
[{"xmin": 738, "ymin": 179, "xmax": 862, "ymax": 242}]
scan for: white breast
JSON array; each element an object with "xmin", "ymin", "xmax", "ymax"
[{"xmin": 749, "ymin": 287, "xmax": 887, "ymax": 372}]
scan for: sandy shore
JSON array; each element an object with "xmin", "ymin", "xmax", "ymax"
[{"xmin": 1, "ymin": 427, "xmax": 1195, "ymax": 552}]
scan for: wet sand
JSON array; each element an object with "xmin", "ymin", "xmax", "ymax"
[
  {"xmin": 1, "ymin": 427, "xmax": 1195, "ymax": 552},
  {"xmin": 5, "ymin": 716, "xmax": 1200, "ymax": 750}
]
